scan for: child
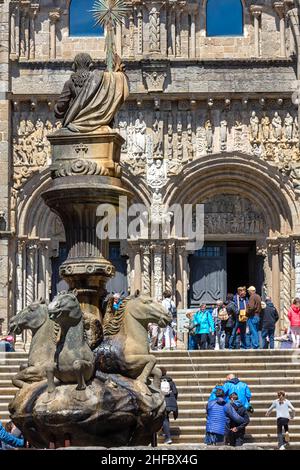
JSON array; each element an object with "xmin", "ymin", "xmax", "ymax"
[{"xmin": 266, "ymin": 391, "xmax": 296, "ymax": 450}]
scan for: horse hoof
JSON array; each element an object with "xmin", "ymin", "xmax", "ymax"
[
  {"xmin": 42, "ymin": 391, "xmax": 56, "ymax": 404},
  {"xmin": 72, "ymin": 389, "xmax": 88, "ymax": 402}
]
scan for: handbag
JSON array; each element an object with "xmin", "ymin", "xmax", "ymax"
[{"xmin": 237, "ymin": 296, "xmax": 248, "ymax": 323}]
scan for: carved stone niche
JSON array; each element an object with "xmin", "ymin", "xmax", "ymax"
[{"xmin": 142, "ymin": 62, "xmax": 168, "ymax": 93}]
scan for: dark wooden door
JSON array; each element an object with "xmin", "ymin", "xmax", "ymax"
[
  {"xmin": 188, "ymin": 243, "xmax": 227, "ymax": 307},
  {"xmin": 106, "ymin": 243, "xmax": 128, "ymax": 296}
]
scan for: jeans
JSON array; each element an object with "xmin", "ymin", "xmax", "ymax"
[
  {"xmin": 261, "ymin": 327, "xmax": 275, "ymax": 349},
  {"xmin": 196, "ymin": 333, "xmax": 210, "ymax": 350},
  {"xmin": 205, "ymin": 432, "xmax": 224, "ymax": 445},
  {"xmin": 188, "ymin": 334, "xmax": 198, "ymax": 350},
  {"xmin": 227, "ymin": 431, "xmax": 245, "ymax": 447},
  {"xmin": 229, "ymin": 322, "xmax": 247, "ymax": 349},
  {"xmin": 162, "ymin": 412, "xmax": 171, "ymax": 441},
  {"xmin": 247, "ymin": 315, "xmax": 260, "ymax": 349},
  {"xmin": 277, "ymin": 418, "xmax": 289, "ymax": 448}
]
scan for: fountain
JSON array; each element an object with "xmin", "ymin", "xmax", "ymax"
[{"xmin": 8, "ymin": 1, "xmax": 171, "ymax": 449}]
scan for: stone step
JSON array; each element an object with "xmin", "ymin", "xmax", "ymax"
[
  {"xmin": 164, "ymin": 425, "xmax": 300, "ymax": 435},
  {"xmin": 174, "ymin": 384, "xmax": 300, "ymax": 393},
  {"xmin": 173, "ymin": 409, "xmax": 300, "ymax": 419},
  {"xmin": 155, "ymin": 356, "xmax": 300, "ymax": 364},
  {"xmin": 177, "ymin": 399, "xmax": 300, "ymax": 409},
  {"xmin": 160, "ymin": 371, "xmax": 300, "ymax": 380},
  {"xmin": 153, "ymin": 350, "xmax": 300, "ymax": 357},
  {"xmin": 0, "ymin": 353, "xmax": 28, "ymax": 359},
  {"xmin": 171, "ymin": 417, "xmax": 300, "ymax": 426},
  {"xmin": 157, "ymin": 434, "xmax": 300, "ymax": 448},
  {"xmin": 157, "ymin": 442, "xmax": 300, "ymax": 449},
  {"xmin": 178, "ymin": 392, "xmax": 300, "ymax": 401},
  {"xmin": 157, "ymin": 363, "xmax": 300, "ymax": 371},
  {"xmin": 165, "ymin": 377, "xmax": 300, "ymax": 386}
]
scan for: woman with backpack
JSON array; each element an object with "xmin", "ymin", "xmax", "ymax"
[
  {"xmin": 287, "ymin": 298, "xmax": 300, "ymax": 348},
  {"xmin": 193, "ymin": 303, "xmax": 215, "ymax": 350},
  {"xmin": 266, "ymin": 391, "xmax": 296, "ymax": 450},
  {"xmin": 160, "ymin": 367, "xmax": 178, "ymax": 445}
]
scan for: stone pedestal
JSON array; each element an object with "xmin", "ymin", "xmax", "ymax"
[{"xmin": 42, "ymin": 128, "xmax": 132, "ymax": 320}]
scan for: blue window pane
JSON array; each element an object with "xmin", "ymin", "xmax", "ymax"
[
  {"xmin": 206, "ymin": 0, "xmax": 243, "ymax": 37},
  {"xmin": 69, "ymin": 0, "xmax": 104, "ymax": 37}
]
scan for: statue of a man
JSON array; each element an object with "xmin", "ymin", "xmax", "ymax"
[{"xmin": 54, "ymin": 53, "xmax": 129, "ymax": 133}]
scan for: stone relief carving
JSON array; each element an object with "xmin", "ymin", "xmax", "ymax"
[
  {"xmin": 13, "ymin": 117, "xmax": 62, "ymax": 189},
  {"xmin": 149, "ymin": 6, "xmax": 160, "ymax": 52},
  {"xmin": 198, "ymin": 194, "xmax": 266, "ymax": 234},
  {"xmin": 142, "ymin": 70, "xmax": 167, "ymax": 92}
]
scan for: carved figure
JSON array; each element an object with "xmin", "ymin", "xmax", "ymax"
[
  {"xmin": 95, "ymin": 296, "xmax": 171, "ymax": 391},
  {"xmin": 9, "ymin": 301, "xmax": 58, "ymax": 388},
  {"xmin": 133, "ymin": 112, "xmax": 146, "ymax": 155},
  {"xmin": 285, "ymin": 112, "xmax": 293, "ymax": 141},
  {"xmin": 272, "ymin": 112, "xmax": 282, "ymax": 140},
  {"xmin": 45, "ymin": 292, "xmax": 95, "ymax": 400},
  {"xmin": 205, "ymin": 119, "xmax": 213, "ymax": 152},
  {"xmin": 250, "ymin": 111, "xmax": 259, "ymax": 140},
  {"xmin": 220, "ymin": 118, "xmax": 227, "ymax": 150},
  {"xmin": 261, "ymin": 115, "xmax": 271, "ymax": 140},
  {"xmin": 54, "ymin": 53, "xmax": 129, "ymax": 133}
]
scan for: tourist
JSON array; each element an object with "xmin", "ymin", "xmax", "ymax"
[
  {"xmin": 0, "ymin": 419, "xmax": 24, "ymax": 448},
  {"xmin": 160, "ymin": 367, "xmax": 178, "ymax": 445},
  {"xmin": 1, "ymin": 421, "xmax": 24, "ymax": 450},
  {"xmin": 230, "ymin": 287, "xmax": 249, "ymax": 349},
  {"xmin": 212, "ymin": 300, "xmax": 223, "ymax": 350},
  {"xmin": 208, "ymin": 383, "xmax": 224, "ymax": 401},
  {"xmin": 205, "ymin": 388, "xmax": 243, "ymax": 446},
  {"xmin": 112, "ymin": 293, "xmax": 122, "ymax": 312},
  {"xmin": 186, "ymin": 312, "xmax": 197, "ymax": 350},
  {"xmin": 193, "ymin": 303, "xmax": 215, "ymax": 350},
  {"xmin": 287, "ymin": 298, "xmax": 300, "ymax": 348},
  {"xmin": 0, "ymin": 335, "xmax": 15, "ymax": 352},
  {"xmin": 221, "ymin": 294, "xmax": 237, "ymax": 349},
  {"xmin": 260, "ymin": 297, "xmax": 279, "ymax": 349},
  {"xmin": 266, "ymin": 391, "xmax": 296, "ymax": 450},
  {"xmin": 161, "ymin": 291, "xmax": 177, "ymax": 350},
  {"xmin": 225, "ymin": 392, "xmax": 250, "ymax": 447},
  {"xmin": 246, "ymin": 286, "xmax": 262, "ymax": 349},
  {"xmin": 223, "ymin": 373, "xmax": 252, "ymax": 411}
]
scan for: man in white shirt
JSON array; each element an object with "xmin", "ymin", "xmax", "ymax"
[{"xmin": 161, "ymin": 290, "xmax": 177, "ymax": 350}]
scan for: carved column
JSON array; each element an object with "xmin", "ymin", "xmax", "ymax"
[
  {"xmin": 20, "ymin": 3, "xmax": 30, "ymax": 59},
  {"xmin": 285, "ymin": 1, "xmax": 296, "ymax": 56},
  {"xmin": 175, "ymin": 9, "xmax": 182, "ymax": 57},
  {"xmin": 250, "ymin": 5, "xmax": 262, "ymax": 57},
  {"xmin": 136, "ymin": 5, "xmax": 143, "ymax": 55},
  {"xmin": 148, "ymin": 4, "xmax": 161, "ymax": 53},
  {"xmin": 29, "ymin": 5, "xmax": 39, "ymax": 60},
  {"xmin": 294, "ymin": 237, "xmax": 300, "ymax": 298},
  {"xmin": 274, "ymin": 1, "xmax": 286, "ymax": 57},
  {"xmin": 175, "ymin": 242, "xmax": 188, "ymax": 309},
  {"xmin": 49, "ymin": 9, "xmax": 61, "ymax": 60},
  {"xmin": 16, "ymin": 240, "xmax": 25, "ymax": 313},
  {"xmin": 151, "ymin": 244, "xmax": 164, "ymax": 301},
  {"xmin": 189, "ymin": 6, "xmax": 197, "ymax": 59},
  {"xmin": 165, "ymin": 241, "xmax": 175, "ymax": 295},
  {"xmin": 10, "ymin": 4, "xmax": 17, "ymax": 57},
  {"xmin": 26, "ymin": 241, "xmax": 37, "ymax": 307},
  {"xmin": 141, "ymin": 242, "xmax": 151, "ymax": 295},
  {"xmin": 280, "ymin": 238, "xmax": 292, "ymax": 331},
  {"xmin": 168, "ymin": 5, "xmax": 176, "ymax": 57},
  {"xmin": 268, "ymin": 240, "xmax": 281, "ymax": 321}
]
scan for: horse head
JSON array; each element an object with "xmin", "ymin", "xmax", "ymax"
[
  {"xmin": 125, "ymin": 296, "xmax": 172, "ymax": 329},
  {"xmin": 10, "ymin": 300, "xmax": 49, "ymax": 335},
  {"xmin": 48, "ymin": 291, "xmax": 82, "ymax": 328}
]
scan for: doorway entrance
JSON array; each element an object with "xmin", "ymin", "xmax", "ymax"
[{"xmin": 188, "ymin": 241, "xmax": 264, "ymax": 307}]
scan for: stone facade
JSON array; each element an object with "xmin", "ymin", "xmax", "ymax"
[{"xmin": 1, "ymin": 0, "xmax": 300, "ymax": 335}]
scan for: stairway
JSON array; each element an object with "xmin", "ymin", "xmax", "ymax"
[
  {"xmin": 0, "ymin": 352, "xmax": 28, "ymax": 424},
  {"xmin": 154, "ymin": 349, "xmax": 300, "ymax": 449}
]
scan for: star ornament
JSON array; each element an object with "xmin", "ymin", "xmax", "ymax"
[{"xmin": 91, "ymin": 0, "xmax": 129, "ymax": 30}]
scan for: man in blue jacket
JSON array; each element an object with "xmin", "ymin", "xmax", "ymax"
[
  {"xmin": 223, "ymin": 373, "xmax": 252, "ymax": 410},
  {"xmin": 225, "ymin": 392, "xmax": 250, "ymax": 447},
  {"xmin": 205, "ymin": 389, "xmax": 244, "ymax": 445},
  {"xmin": 0, "ymin": 420, "xmax": 24, "ymax": 449},
  {"xmin": 193, "ymin": 303, "xmax": 215, "ymax": 350},
  {"xmin": 230, "ymin": 287, "xmax": 249, "ymax": 349}
]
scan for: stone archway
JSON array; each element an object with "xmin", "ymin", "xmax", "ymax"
[{"xmin": 163, "ymin": 153, "xmax": 300, "ymax": 332}]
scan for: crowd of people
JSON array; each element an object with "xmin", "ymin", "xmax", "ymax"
[
  {"xmin": 187, "ymin": 286, "xmax": 300, "ymax": 350},
  {"xmin": 159, "ymin": 370, "xmax": 296, "ymax": 450}
]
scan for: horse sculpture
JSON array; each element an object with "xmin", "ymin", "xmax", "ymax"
[
  {"xmin": 45, "ymin": 291, "xmax": 95, "ymax": 400},
  {"xmin": 94, "ymin": 296, "xmax": 172, "ymax": 392},
  {"xmin": 9, "ymin": 301, "xmax": 58, "ymax": 388}
]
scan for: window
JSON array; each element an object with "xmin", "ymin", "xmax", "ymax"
[
  {"xmin": 194, "ymin": 246, "xmax": 223, "ymax": 257},
  {"xmin": 206, "ymin": 0, "xmax": 243, "ymax": 37},
  {"xmin": 69, "ymin": 0, "xmax": 104, "ymax": 37}
]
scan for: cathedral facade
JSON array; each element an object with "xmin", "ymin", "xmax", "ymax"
[{"xmin": 1, "ymin": 0, "xmax": 300, "ymax": 335}]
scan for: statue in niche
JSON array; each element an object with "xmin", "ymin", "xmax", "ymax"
[
  {"xmin": 272, "ymin": 112, "xmax": 282, "ymax": 140},
  {"xmin": 152, "ymin": 113, "xmax": 163, "ymax": 157},
  {"xmin": 293, "ymin": 116, "xmax": 299, "ymax": 140},
  {"xmin": 220, "ymin": 117, "xmax": 227, "ymax": 151},
  {"xmin": 205, "ymin": 119, "xmax": 213, "ymax": 153},
  {"xmin": 285, "ymin": 112, "xmax": 293, "ymax": 141},
  {"xmin": 290, "ymin": 165, "xmax": 300, "ymax": 192},
  {"xmin": 261, "ymin": 114, "xmax": 271, "ymax": 141},
  {"xmin": 147, "ymin": 157, "xmax": 167, "ymax": 188},
  {"xmin": 133, "ymin": 112, "xmax": 146, "ymax": 155},
  {"xmin": 167, "ymin": 113, "xmax": 173, "ymax": 160},
  {"xmin": 250, "ymin": 111, "xmax": 259, "ymax": 140},
  {"xmin": 118, "ymin": 113, "xmax": 128, "ymax": 151},
  {"xmin": 54, "ymin": 53, "xmax": 129, "ymax": 133}
]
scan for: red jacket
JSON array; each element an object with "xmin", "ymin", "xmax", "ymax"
[{"xmin": 288, "ymin": 304, "xmax": 300, "ymax": 327}]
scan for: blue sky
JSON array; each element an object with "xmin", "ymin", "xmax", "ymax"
[
  {"xmin": 206, "ymin": 0, "xmax": 243, "ymax": 37},
  {"xmin": 69, "ymin": 0, "xmax": 104, "ymax": 37}
]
